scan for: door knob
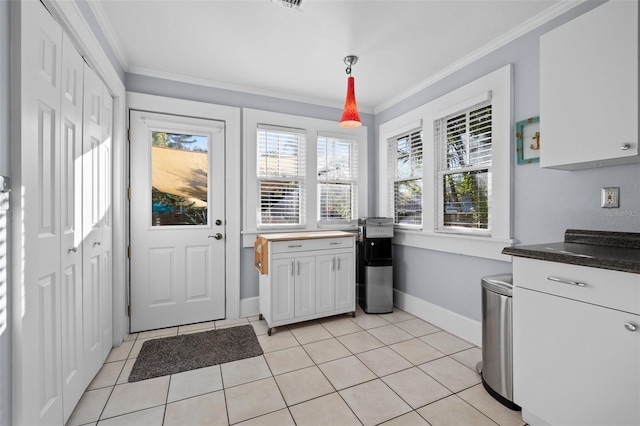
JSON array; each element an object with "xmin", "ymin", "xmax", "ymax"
[
  {"xmin": 68, "ymin": 247, "xmax": 77, "ymax": 253},
  {"xmin": 215, "ymin": 219, "xmax": 222, "ymax": 226},
  {"xmin": 214, "ymin": 233, "xmax": 223, "ymax": 240},
  {"xmin": 625, "ymin": 322, "xmax": 638, "ymax": 332}
]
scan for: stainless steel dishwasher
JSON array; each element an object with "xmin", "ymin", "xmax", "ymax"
[{"xmin": 479, "ymin": 274, "xmax": 520, "ymax": 411}]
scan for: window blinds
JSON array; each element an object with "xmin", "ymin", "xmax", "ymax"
[
  {"xmin": 435, "ymin": 103, "xmax": 492, "ymax": 231},
  {"xmin": 317, "ymin": 135, "xmax": 358, "ymax": 223},
  {"xmin": 388, "ymin": 129, "xmax": 423, "ymax": 226},
  {"xmin": 257, "ymin": 125, "xmax": 306, "ymax": 226}
]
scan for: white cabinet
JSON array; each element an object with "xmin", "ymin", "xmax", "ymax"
[
  {"xmin": 316, "ymin": 254, "xmax": 337, "ymax": 314},
  {"xmin": 270, "ymin": 259, "xmax": 296, "ymax": 322},
  {"xmin": 540, "ymin": 1, "xmax": 638, "ymax": 170},
  {"xmin": 513, "ymin": 258, "xmax": 640, "ymax": 425},
  {"xmin": 294, "ymin": 256, "xmax": 316, "ymax": 317},
  {"xmin": 316, "ymin": 252, "xmax": 355, "ymax": 314},
  {"xmin": 258, "ymin": 232, "xmax": 356, "ymax": 335},
  {"xmin": 271, "ymin": 255, "xmax": 317, "ymax": 320}
]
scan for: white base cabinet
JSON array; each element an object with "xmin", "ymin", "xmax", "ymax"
[
  {"xmin": 258, "ymin": 233, "xmax": 356, "ymax": 335},
  {"xmin": 513, "ymin": 258, "xmax": 640, "ymax": 425}
]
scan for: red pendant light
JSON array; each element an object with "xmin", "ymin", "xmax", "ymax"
[{"xmin": 339, "ymin": 55, "xmax": 362, "ymax": 128}]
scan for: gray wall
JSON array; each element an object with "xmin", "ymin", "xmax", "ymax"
[
  {"xmin": 108, "ymin": 1, "xmax": 638, "ymax": 322},
  {"xmin": 0, "ymin": 0, "xmax": 11, "ymax": 423},
  {"xmin": 125, "ymin": 74, "xmax": 376, "ymax": 301},
  {"xmin": 379, "ymin": 0, "xmax": 639, "ymax": 322}
]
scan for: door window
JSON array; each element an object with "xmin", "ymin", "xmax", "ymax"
[{"xmin": 151, "ymin": 131, "xmax": 208, "ymax": 226}]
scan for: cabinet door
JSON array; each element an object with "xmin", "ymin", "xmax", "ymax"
[
  {"xmin": 315, "ymin": 254, "xmax": 336, "ymax": 314},
  {"xmin": 514, "ymin": 287, "xmax": 640, "ymax": 425},
  {"xmin": 294, "ymin": 256, "xmax": 316, "ymax": 317},
  {"xmin": 334, "ymin": 252, "xmax": 355, "ymax": 311},
  {"xmin": 540, "ymin": 1, "xmax": 638, "ymax": 170},
  {"xmin": 271, "ymin": 258, "xmax": 295, "ymax": 322}
]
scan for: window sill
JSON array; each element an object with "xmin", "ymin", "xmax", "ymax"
[{"xmin": 393, "ymin": 229, "xmax": 515, "ymax": 261}]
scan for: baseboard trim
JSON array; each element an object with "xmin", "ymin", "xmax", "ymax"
[
  {"xmin": 393, "ymin": 289, "xmax": 481, "ymax": 347},
  {"xmin": 242, "ymin": 292, "xmax": 482, "ymax": 346},
  {"xmin": 240, "ymin": 296, "xmax": 259, "ymax": 318}
]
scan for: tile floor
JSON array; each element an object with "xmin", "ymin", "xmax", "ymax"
[{"xmin": 67, "ymin": 307, "xmax": 525, "ymax": 426}]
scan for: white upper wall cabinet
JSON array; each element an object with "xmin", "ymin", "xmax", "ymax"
[{"xmin": 540, "ymin": 0, "xmax": 638, "ymax": 170}]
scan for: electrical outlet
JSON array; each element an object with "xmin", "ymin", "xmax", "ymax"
[{"xmin": 601, "ymin": 187, "xmax": 619, "ymax": 208}]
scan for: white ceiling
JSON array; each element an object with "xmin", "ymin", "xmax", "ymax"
[{"xmin": 90, "ymin": 0, "xmax": 575, "ymax": 113}]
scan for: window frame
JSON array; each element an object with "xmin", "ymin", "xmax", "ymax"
[
  {"xmin": 243, "ymin": 109, "xmax": 368, "ymax": 247},
  {"xmin": 378, "ymin": 65, "xmax": 513, "ymax": 261},
  {"xmin": 257, "ymin": 124, "xmax": 307, "ymax": 228},
  {"xmin": 435, "ymin": 102, "xmax": 493, "ymax": 235},
  {"xmin": 317, "ymin": 133, "xmax": 359, "ymax": 226},
  {"xmin": 388, "ymin": 128, "xmax": 424, "ymax": 228}
]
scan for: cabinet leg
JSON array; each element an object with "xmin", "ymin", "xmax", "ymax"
[
  {"xmin": 267, "ymin": 328, "xmax": 272, "ymax": 336},
  {"xmin": 259, "ymin": 313, "xmax": 263, "ymax": 321},
  {"xmin": 351, "ymin": 311, "xmax": 356, "ymax": 318}
]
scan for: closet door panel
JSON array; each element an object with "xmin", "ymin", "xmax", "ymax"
[
  {"xmin": 101, "ymin": 91, "xmax": 114, "ymax": 360},
  {"xmin": 60, "ymin": 32, "xmax": 85, "ymax": 423},
  {"xmin": 14, "ymin": 1, "xmax": 64, "ymax": 424},
  {"xmin": 82, "ymin": 64, "xmax": 104, "ymax": 380}
]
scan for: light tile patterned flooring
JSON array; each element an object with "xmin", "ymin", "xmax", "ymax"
[{"xmin": 67, "ymin": 307, "xmax": 525, "ymax": 426}]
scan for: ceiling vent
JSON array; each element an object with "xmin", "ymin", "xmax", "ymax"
[{"xmin": 276, "ymin": 0, "xmax": 303, "ymax": 9}]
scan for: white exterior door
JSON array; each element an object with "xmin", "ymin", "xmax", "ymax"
[
  {"xmin": 60, "ymin": 32, "xmax": 85, "ymax": 423},
  {"xmin": 130, "ymin": 111, "xmax": 226, "ymax": 332}
]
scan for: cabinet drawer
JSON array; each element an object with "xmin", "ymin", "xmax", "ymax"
[
  {"xmin": 513, "ymin": 258, "xmax": 640, "ymax": 314},
  {"xmin": 271, "ymin": 237, "xmax": 353, "ymax": 254}
]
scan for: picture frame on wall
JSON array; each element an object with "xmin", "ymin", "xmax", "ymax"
[{"xmin": 516, "ymin": 116, "xmax": 540, "ymax": 164}]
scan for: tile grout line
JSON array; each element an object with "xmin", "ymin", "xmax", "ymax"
[{"xmin": 74, "ymin": 310, "xmax": 520, "ymax": 426}]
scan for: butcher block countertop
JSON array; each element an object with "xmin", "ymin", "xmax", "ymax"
[
  {"xmin": 254, "ymin": 231, "xmax": 357, "ymax": 274},
  {"xmin": 257, "ymin": 230, "xmax": 357, "ymax": 242}
]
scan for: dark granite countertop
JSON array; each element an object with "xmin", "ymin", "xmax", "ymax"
[{"xmin": 502, "ymin": 230, "xmax": 640, "ymax": 274}]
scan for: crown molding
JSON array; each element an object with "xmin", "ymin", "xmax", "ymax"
[
  {"xmin": 127, "ymin": 65, "xmax": 375, "ymax": 114},
  {"xmin": 86, "ymin": 0, "xmax": 130, "ymax": 71},
  {"xmin": 374, "ymin": 0, "xmax": 586, "ymax": 114}
]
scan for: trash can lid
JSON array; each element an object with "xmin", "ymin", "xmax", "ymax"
[{"xmin": 481, "ymin": 274, "xmax": 513, "ymax": 296}]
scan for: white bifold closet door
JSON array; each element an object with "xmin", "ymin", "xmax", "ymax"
[
  {"xmin": 81, "ymin": 62, "xmax": 113, "ymax": 388},
  {"xmin": 60, "ymin": 30, "xmax": 86, "ymax": 423},
  {"xmin": 13, "ymin": 1, "xmax": 113, "ymax": 424},
  {"xmin": 14, "ymin": 2, "xmax": 65, "ymax": 424}
]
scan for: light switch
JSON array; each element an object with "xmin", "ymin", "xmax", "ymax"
[{"xmin": 601, "ymin": 187, "xmax": 619, "ymax": 208}]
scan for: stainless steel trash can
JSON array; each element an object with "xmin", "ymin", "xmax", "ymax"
[
  {"xmin": 480, "ymin": 274, "xmax": 520, "ymax": 411},
  {"xmin": 362, "ymin": 265, "xmax": 393, "ymax": 313}
]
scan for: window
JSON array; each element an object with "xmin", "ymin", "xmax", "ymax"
[
  {"xmin": 257, "ymin": 125, "xmax": 306, "ymax": 227},
  {"xmin": 317, "ymin": 135, "xmax": 358, "ymax": 224},
  {"xmin": 377, "ymin": 64, "xmax": 512, "ymax": 260},
  {"xmin": 244, "ymin": 109, "xmax": 368, "ymax": 245},
  {"xmin": 388, "ymin": 129, "xmax": 423, "ymax": 226},
  {"xmin": 435, "ymin": 103, "xmax": 492, "ymax": 233}
]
